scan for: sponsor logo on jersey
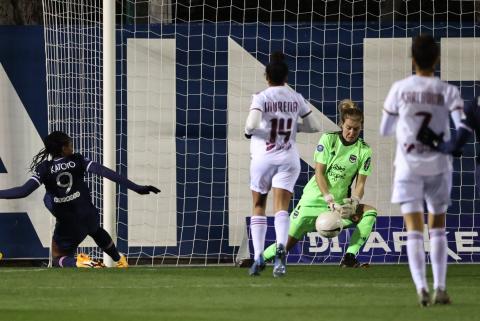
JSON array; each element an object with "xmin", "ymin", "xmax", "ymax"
[
  {"xmin": 316, "ymin": 144, "xmax": 324, "ymax": 152},
  {"xmin": 328, "ymin": 164, "xmax": 346, "ymax": 182},
  {"xmin": 331, "ymin": 164, "xmax": 345, "ymax": 172},
  {"xmin": 53, "ymin": 191, "xmax": 81, "ymax": 203},
  {"xmin": 50, "ymin": 161, "xmax": 76, "ymax": 174},
  {"xmin": 349, "ymin": 155, "xmax": 357, "ymax": 163},
  {"xmin": 364, "ymin": 157, "xmax": 371, "ymax": 171}
]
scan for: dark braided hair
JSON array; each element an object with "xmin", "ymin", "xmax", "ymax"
[
  {"xmin": 265, "ymin": 51, "xmax": 288, "ymax": 85},
  {"xmin": 29, "ymin": 131, "xmax": 72, "ymax": 172}
]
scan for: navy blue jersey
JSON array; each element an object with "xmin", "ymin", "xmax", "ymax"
[
  {"xmin": 463, "ymin": 96, "xmax": 480, "ymax": 143},
  {"xmin": 32, "ymin": 153, "xmax": 97, "ymax": 220}
]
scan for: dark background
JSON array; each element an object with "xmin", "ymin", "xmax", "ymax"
[{"xmin": 2, "ymin": 1, "xmax": 479, "ymax": 25}]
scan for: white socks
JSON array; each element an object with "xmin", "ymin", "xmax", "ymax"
[
  {"xmin": 429, "ymin": 228, "xmax": 447, "ymax": 290},
  {"xmin": 274, "ymin": 210, "xmax": 290, "ymax": 246},
  {"xmin": 250, "ymin": 216, "xmax": 267, "ymax": 261},
  {"xmin": 407, "ymin": 231, "xmax": 428, "ymax": 293}
]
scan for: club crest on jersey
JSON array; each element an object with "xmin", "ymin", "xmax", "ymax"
[
  {"xmin": 292, "ymin": 207, "xmax": 300, "ymax": 218},
  {"xmin": 316, "ymin": 144, "xmax": 324, "ymax": 152},
  {"xmin": 364, "ymin": 157, "xmax": 371, "ymax": 171},
  {"xmin": 349, "ymin": 155, "xmax": 357, "ymax": 163}
]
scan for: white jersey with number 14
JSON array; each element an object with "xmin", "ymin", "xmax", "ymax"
[{"xmin": 249, "ymin": 86, "xmax": 311, "ymax": 156}]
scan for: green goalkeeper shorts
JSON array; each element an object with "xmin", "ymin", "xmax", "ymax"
[
  {"xmin": 289, "ymin": 203, "xmax": 356, "ymax": 240},
  {"xmin": 289, "ymin": 203, "xmax": 330, "ymax": 240}
]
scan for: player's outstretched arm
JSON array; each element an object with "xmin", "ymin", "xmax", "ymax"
[
  {"xmin": 418, "ymin": 125, "xmax": 470, "ymax": 156},
  {"xmin": 87, "ymin": 162, "xmax": 160, "ymax": 195},
  {"xmin": 0, "ymin": 179, "xmax": 40, "ymax": 199}
]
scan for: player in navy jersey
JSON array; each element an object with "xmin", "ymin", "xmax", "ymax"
[{"xmin": 0, "ymin": 131, "xmax": 160, "ymax": 268}]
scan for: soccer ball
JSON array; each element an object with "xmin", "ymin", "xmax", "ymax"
[{"xmin": 315, "ymin": 211, "xmax": 343, "ymax": 238}]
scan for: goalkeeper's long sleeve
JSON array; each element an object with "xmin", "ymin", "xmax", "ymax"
[{"xmin": 346, "ymin": 209, "xmax": 377, "ymax": 255}]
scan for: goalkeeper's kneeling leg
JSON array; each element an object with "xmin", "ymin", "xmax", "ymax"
[{"xmin": 339, "ymin": 253, "xmax": 360, "ymax": 268}]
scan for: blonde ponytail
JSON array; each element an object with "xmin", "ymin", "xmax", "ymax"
[{"xmin": 338, "ymin": 99, "xmax": 363, "ymax": 126}]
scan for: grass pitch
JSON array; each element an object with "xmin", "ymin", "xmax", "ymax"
[{"xmin": 0, "ymin": 265, "xmax": 478, "ymax": 321}]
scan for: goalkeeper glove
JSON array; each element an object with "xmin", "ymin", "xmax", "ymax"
[
  {"xmin": 337, "ymin": 196, "xmax": 360, "ymax": 219},
  {"xmin": 324, "ymin": 193, "xmax": 339, "ymax": 211}
]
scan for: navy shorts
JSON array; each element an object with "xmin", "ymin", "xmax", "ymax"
[{"xmin": 52, "ymin": 208, "xmax": 100, "ymax": 254}]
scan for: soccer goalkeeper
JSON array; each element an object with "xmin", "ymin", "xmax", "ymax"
[{"xmin": 262, "ymin": 100, "xmax": 377, "ymax": 268}]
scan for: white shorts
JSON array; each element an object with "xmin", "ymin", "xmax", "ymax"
[
  {"xmin": 249, "ymin": 152, "xmax": 301, "ymax": 194},
  {"xmin": 392, "ymin": 167, "xmax": 452, "ymax": 214}
]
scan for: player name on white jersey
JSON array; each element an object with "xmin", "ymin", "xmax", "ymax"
[
  {"xmin": 264, "ymin": 101, "xmax": 299, "ymax": 113},
  {"xmin": 401, "ymin": 91, "xmax": 445, "ymax": 106}
]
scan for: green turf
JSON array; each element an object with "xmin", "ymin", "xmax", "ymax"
[{"xmin": 0, "ymin": 265, "xmax": 478, "ymax": 321}]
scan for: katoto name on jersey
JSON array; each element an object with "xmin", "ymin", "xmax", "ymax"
[{"xmin": 50, "ymin": 161, "xmax": 76, "ymax": 174}]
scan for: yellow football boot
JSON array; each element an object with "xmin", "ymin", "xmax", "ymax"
[
  {"xmin": 116, "ymin": 254, "xmax": 129, "ymax": 268},
  {"xmin": 76, "ymin": 253, "xmax": 105, "ymax": 268}
]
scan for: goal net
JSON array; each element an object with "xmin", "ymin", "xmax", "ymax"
[{"xmin": 42, "ymin": 0, "xmax": 480, "ymax": 265}]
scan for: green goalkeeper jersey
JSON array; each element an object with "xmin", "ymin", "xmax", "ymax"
[{"xmin": 299, "ymin": 131, "xmax": 373, "ymax": 207}]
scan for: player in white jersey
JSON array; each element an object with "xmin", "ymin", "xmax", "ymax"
[
  {"xmin": 244, "ymin": 52, "xmax": 321, "ymax": 277},
  {"xmin": 380, "ymin": 34, "xmax": 465, "ymax": 306}
]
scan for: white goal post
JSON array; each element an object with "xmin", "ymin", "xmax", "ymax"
[{"xmin": 102, "ymin": 0, "xmax": 116, "ymax": 267}]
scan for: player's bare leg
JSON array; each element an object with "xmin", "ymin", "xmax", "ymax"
[{"xmin": 249, "ymin": 191, "xmax": 267, "ymax": 276}]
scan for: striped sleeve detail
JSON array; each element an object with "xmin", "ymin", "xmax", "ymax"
[
  {"xmin": 449, "ymin": 106, "xmax": 463, "ymax": 112},
  {"xmin": 29, "ymin": 176, "xmax": 41, "ymax": 186},
  {"xmin": 383, "ymin": 108, "xmax": 398, "ymax": 116},
  {"xmin": 300, "ymin": 110, "xmax": 312, "ymax": 119},
  {"xmin": 86, "ymin": 160, "xmax": 94, "ymax": 172}
]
